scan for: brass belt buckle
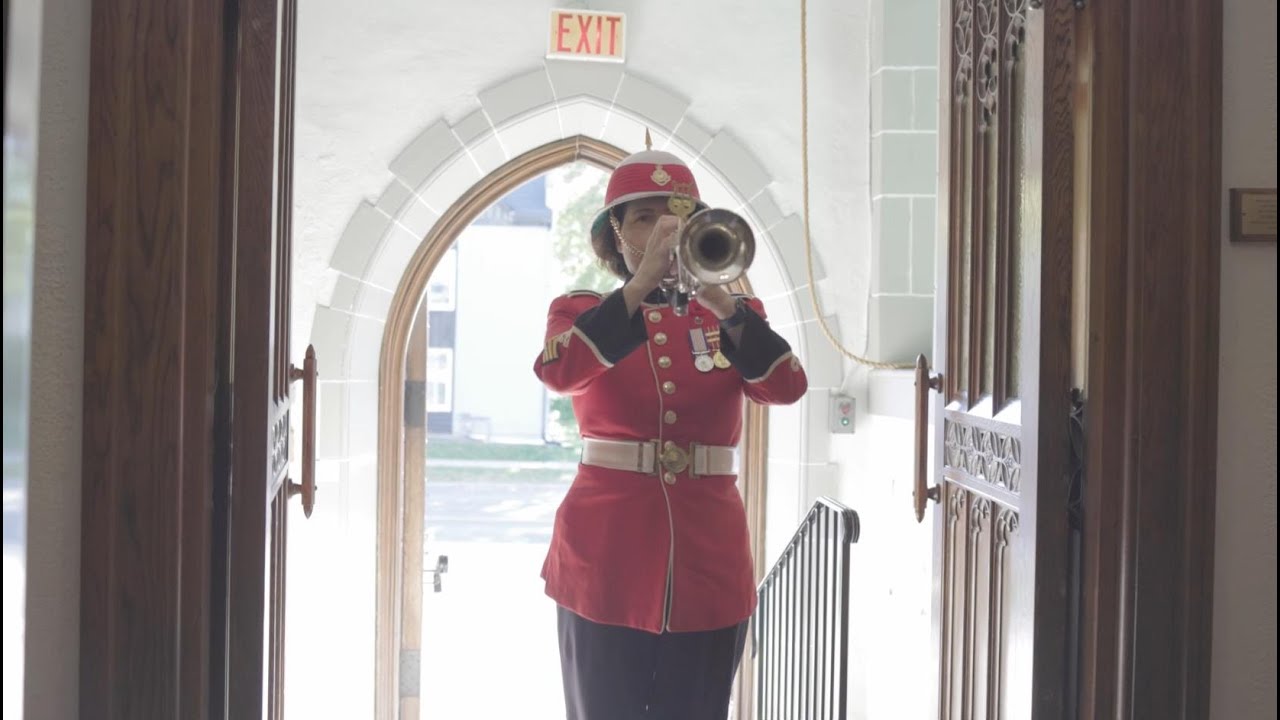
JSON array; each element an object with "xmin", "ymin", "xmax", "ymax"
[{"xmin": 660, "ymin": 441, "xmax": 690, "ymax": 474}]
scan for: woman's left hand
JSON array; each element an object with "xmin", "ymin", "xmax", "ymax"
[{"xmin": 698, "ymin": 285, "xmax": 737, "ymax": 320}]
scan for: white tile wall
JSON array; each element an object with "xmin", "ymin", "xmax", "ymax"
[
  {"xmin": 872, "ymin": 132, "xmax": 938, "ymax": 196},
  {"xmin": 870, "ymin": 0, "xmax": 938, "ymax": 396},
  {"xmin": 875, "ymin": 0, "xmax": 939, "ymax": 67},
  {"xmin": 873, "ymin": 197, "xmax": 912, "ymax": 294},
  {"xmin": 872, "ymin": 69, "xmax": 915, "ymax": 134},
  {"xmin": 912, "ymin": 69, "xmax": 939, "ymax": 130},
  {"xmin": 911, "ymin": 197, "xmax": 937, "ymax": 294},
  {"xmin": 868, "ymin": 295, "xmax": 932, "ymax": 364}
]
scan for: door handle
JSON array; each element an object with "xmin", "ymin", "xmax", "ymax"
[
  {"xmin": 430, "ymin": 554, "xmax": 449, "ymax": 593},
  {"xmin": 914, "ymin": 354, "xmax": 943, "ymax": 523},
  {"xmin": 288, "ymin": 344, "xmax": 318, "ymax": 518}
]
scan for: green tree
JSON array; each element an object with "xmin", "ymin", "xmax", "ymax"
[{"xmin": 551, "ymin": 165, "xmax": 616, "ymax": 294}]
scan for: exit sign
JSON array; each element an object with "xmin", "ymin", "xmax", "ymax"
[{"xmin": 548, "ymin": 9, "xmax": 626, "ymax": 63}]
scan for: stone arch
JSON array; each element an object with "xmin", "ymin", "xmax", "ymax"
[
  {"xmin": 301, "ymin": 64, "xmax": 843, "ymax": 717},
  {"xmin": 312, "ymin": 65, "xmax": 841, "ymax": 389}
]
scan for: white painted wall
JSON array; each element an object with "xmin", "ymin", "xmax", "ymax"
[
  {"xmin": 1211, "ymin": 1, "xmax": 1278, "ymax": 717},
  {"xmin": 452, "ymin": 225, "xmax": 556, "ymax": 441}
]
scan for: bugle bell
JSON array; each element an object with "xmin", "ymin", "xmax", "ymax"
[{"xmin": 664, "ymin": 208, "xmax": 756, "ymax": 315}]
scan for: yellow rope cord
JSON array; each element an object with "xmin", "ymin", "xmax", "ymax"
[{"xmin": 800, "ymin": 0, "xmax": 914, "ymax": 370}]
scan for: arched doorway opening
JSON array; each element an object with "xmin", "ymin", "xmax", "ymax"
[{"xmin": 373, "ymin": 137, "xmax": 770, "ymax": 717}]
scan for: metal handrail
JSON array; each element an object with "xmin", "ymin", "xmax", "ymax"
[{"xmin": 754, "ymin": 496, "xmax": 860, "ymax": 720}]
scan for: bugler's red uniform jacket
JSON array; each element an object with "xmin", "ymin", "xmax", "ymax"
[{"xmin": 533, "ymin": 287, "xmax": 807, "ymax": 633}]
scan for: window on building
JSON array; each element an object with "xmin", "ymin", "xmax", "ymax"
[
  {"xmin": 427, "ymin": 248, "xmax": 457, "ymax": 311},
  {"xmin": 425, "ymin": 347, "xmax": 453, "ymax": 412}
]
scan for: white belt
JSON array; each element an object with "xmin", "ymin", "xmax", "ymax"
[{"xmin": 580, "ymin": 437, "xmax": 740, "ymax": 477}]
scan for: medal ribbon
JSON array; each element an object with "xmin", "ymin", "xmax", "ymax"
[{"xmin": 688, "ymin": 328, "xmax": 711, "ymax": 356}]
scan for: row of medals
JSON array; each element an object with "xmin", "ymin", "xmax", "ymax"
[{"xmin": 689, "ymin": 326, "xmax": 732, "ymax": 373}]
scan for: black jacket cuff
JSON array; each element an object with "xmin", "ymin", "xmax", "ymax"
[
  {"xmin": 719, "ymin": 307, "xmax": 792, "ymax": 380},
  {"xmin": 572, "ymin": 289, "xmax": 648, "ymax": 364}
]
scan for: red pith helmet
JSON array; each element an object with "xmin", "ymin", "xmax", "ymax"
[{"xmin": 591, "ymin": 141, "xmax": 707, "ymax": 235}]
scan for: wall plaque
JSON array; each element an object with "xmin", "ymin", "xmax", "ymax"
[{"xmin": 1229, "ymin": 188, "xmax": 1277, "ymax": 242}]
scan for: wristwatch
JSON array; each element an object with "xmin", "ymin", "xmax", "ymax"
[{"xmin": 719, "ymin": 298, "xmax": 748, "ymax": 329}]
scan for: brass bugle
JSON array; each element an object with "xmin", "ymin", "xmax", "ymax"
[{"xmin": 666, "ymin": 208, "xmax": 755, "ymax": 315}]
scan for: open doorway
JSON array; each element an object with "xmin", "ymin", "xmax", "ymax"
[
  {"xmin": 382, "ymin": 141, "xmax": 772, "ymax": 718},
  {"xmin": 410, "ymin": 163, "xmax": 608, "ymax": 718}
]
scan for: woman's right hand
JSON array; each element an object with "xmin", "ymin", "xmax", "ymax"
[{"xmin": 630, "ymin": 215, "xmax": 680, "ymax": 290}]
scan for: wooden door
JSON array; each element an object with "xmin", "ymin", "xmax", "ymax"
[
  {"xmin": 919, "ymin": 1, "xmax": 1075, "ymax": 718},
  {"xmin": 226, "ymin": 0, "xmax": 312, "ymax": 718}
]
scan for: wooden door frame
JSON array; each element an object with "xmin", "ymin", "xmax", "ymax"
[
  {"xmin": 1077, "ymin": 0, "xmax": 1223, "ymax": 716},
  {"xmin": 378, "ymin": 136, "xmax": 770, "ymax": 719},
  {"xmin": 226, "ymin": 0, "xmax": 301, "ymax": 717},
  {"xmin": 80, "ymin": 0, "xmax": 235, "ymax": 717},
  {"xmin": 376, "ymin": 137, "xmax": 627, "ymax": 718},
  {"xmin": 79, "ymin": 0, "xmax": 298, "ymax": 717}
]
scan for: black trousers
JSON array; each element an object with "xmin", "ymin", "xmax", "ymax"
[{"xmin": 556, "ymin": 606, "xmax": 748, "ymax": 720}]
